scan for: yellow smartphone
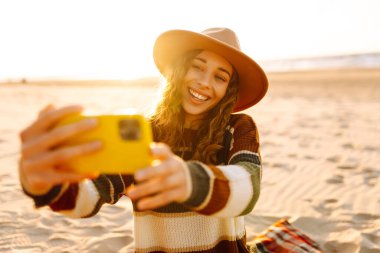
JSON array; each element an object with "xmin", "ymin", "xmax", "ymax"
[{"xmin": 56, "ymin": 113, "xmax": 153, "ymax": 174}]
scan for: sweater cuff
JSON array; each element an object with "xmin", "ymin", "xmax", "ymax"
[
  {"xmin": 182, "ymin": 161, "xmax": 210, "ymax": 209},
  {"xmin": 22, "ymin": 184, "xmax": 62, "ymax": 208}
]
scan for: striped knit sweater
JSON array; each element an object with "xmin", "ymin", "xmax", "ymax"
[{"xmin": 23, "ymin": 113, "xmax": 262, "ymax": 253}]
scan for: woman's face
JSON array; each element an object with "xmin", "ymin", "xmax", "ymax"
[{"xmin": 181, "ymin": 50, "xmax": 233, "ymax": 123}]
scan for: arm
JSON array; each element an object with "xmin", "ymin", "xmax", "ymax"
[
  {"xmin": 182, "ymin": 114, "xmax": 261, "ymax": 217},
  {"xmin": 19, "ymin": 104, "xmax": 130, "ymax": 218},
  {"xmin": 22, "ymin": 174, "xmax": 134, "ymax": 218},
  {"xmin": 127, "ymin": 114, "xmax": 262, "ymax": 218}
]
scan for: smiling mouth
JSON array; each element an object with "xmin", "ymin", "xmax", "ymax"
[{"xmin": 189, "ymin": 88, "xmax": 209, "ymax": 101}]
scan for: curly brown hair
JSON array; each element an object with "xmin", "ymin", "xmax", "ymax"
[{"xmin": 151, "ymin": 49, "xmax": 239, "ymax": 164}]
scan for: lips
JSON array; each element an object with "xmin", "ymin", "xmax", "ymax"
[{"xmin": 189, "ymin": 88, "xmax": 209, "ymax": 101}]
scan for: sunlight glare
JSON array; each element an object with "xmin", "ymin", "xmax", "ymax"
[{"xmin": 0, "ymin": 0, "xmax": 379, "ymax": 81}]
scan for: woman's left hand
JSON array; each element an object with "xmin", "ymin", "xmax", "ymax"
[{"xmin": 126, "ymin": 143, "xmax": 191, "ymax": 211}]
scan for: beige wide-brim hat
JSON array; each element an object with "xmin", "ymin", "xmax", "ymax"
[{"xmin": 153, "ymin": 27, "xmax": 269, "ymax": 112}]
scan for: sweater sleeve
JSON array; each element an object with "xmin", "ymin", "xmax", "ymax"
[
  {"xmin": 23, "ymin": 174, "xmax": 134, "ymax": 218},
  {"xmin": 182, "ymin": 114, "xmax": 262, "ymax": 218}
]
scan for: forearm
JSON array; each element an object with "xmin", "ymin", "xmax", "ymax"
[
  {"xmin": 50, "ymin": 174, "xmax": 134, "ymax": 218},
  {"xmin": 19, "ymin": 167, "xmax": 65, "ymax": 208},
  {"xmin": 182, "ymin": 153, "xmax": 261, "ymax": 217},
  {"xmin": 21, "ymin": 173, "xmax": 134, "ymax": 218}
]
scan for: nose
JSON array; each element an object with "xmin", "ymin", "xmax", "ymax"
[{"xmin": 197, "ymin": 71, "xmax": 212, "ymax": 89}]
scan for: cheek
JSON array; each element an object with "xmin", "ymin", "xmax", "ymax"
[
  {"xmin": 182, "ymin": 72, "xmax": 194, "ymax": 87},
  {"xmin": 215, "ymin": 84, "xmax": 229, "ymax": 100},
  {"xmin": 184, "ymin": 68, "xmax": 197, "ymax": 80}
]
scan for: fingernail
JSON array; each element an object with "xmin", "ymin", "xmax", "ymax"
[
  {"xmin": 127, "ymin": 189, "xmax": 136, "ymax": 198},
  {"xmin": 85, "ymin": 118, "xmax": 98, "ymax": 126},
  {"xmin": 135, "ymin": 171, "xmax": 145, "ymax": 180},
  {"xmin": 150, "ymin": 145, "xmax": 159, "ymax": 154},
  {"xmin": 90, "ymin": 140, "xmax": 102, "ymax": 148},
  {"xmin": 138, "ymin": 202, "xmax": 147, "ymax": 210}
]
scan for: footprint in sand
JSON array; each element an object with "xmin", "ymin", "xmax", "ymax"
[
  {"xmin": 326, "ymin": 174, "xmax": 344, "ymax": 184},
  {"xmin": 312, "ymin": 198, "xmax": 340, "ymax": 215},
  {"xmin": 342, "ymin": 142, "xmax": 355, "ymax": 149},
  {"xmin": 361, "ymin": 233, "xmax": 380, "ymax": 252},
  {"xmin": 337, "ymin": 157, "xmax": 359, "ymax": 170},
  {"xmin": 353, "ymin": 213, "xmax": 380, "ymax": 223},
  {"xmin": 272, "ymin": 162, "xmax": 294, "ymax": 171},
  {"xmin": 363, "ymin": 145, "xmax": 380, "ymax": 152},
  {"xmin": 323, "ymin": 240, "xmax": 358, "ymax": 253},
  {"xmin": 326, "ymin": 155, "xmax": 341, "ymax": 163},
  {"xmin": 351, "ymin": 213, "xmax": 380, "ymax": 235},
  {"xmin": 47, "ymin": 235, "xmax": 76, "ymax": 248},
  {"xmin": 362, "ymin": 167, "xmax": 379, "ymax": 186},
  {"xmin": 0, "ymin": 174, "xmax": 12, "ymax": 183},
  {"xmin": 261, "ymin": 140, "xmax": 277, "ymax": 147}
]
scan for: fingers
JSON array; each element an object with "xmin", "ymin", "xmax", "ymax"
[
  {"xmin": 20, "ymin": 105, "xmax": 83, "ymax": 142},
  {"xmin": 150, "ymin": 142, "xmax": 172, "ymax": 160},
  {"xmin": 134, "ymin": 143, "xmax": 177, "ymax": 181},
  {"xmin": 135, "ymin": 188, "xmax": 187, "ymax": 211},
  {"xmin": 21, "ymin": 118, "xmax": 98, "ymax": 159},
  {"xmin": 19, "ymin": 104, "xmax": 100, "ymax": 195},
  {"xmin": 38, "ymin": 104, "xmax": 55, "ymax": 118},
  {"xmin": 23, "ymin": 140, "xmax": 102, "ymax": 173},
  {"xmin": 127, "ymin": 147, "xmax": 190, "ymax": 210},
  {"xmin": 25, "ymin": 168, "xmax": 92, "ymax": 191},
  {"xmin": 20, "ymin": 140, "xmax": 102, "ymax": 193},
  {"xmin": 134, "ymin": 157, "xmax": 178, "ymax": 182},
  {"xmin": 128, "ymin": 172, "xmax": 184, "ymax": 200}
]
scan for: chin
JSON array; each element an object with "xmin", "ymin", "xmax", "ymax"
[{"xmin": 183, "ymin": 105, "xmax": 207, "ymax": 117}]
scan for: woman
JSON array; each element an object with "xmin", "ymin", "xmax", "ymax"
[{"xmin": 19, "ymin": 28, "xmax": 323, "ymax": 252}]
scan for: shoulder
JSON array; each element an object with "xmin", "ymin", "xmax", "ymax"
[
  {"xmin": 228, "ymin": 113, "xmax": 257, "ymax": 131},
  {"xmin": 224, "ymin": 113, "xmax": 261, "ymax": 158}
]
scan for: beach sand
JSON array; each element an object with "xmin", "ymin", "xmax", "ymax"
[{"xmin": 0, "ymin": 69, "xmax": 379, "ymax": 252}]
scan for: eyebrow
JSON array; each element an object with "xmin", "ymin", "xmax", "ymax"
[{"xmin": 194, "ymin": 57, "xmax": 231, "ymax": 78}]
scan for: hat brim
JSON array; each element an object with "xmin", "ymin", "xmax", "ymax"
[{"xmin": 153, "ymin": 29, "xmax": 268, "ymax": 112}]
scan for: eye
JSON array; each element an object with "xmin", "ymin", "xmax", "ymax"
[
  {"xmin": 215, "ymin": 75, "xmax": 228, "ymax": 82},
  {"xmin": 191, "ymin": 63, "xmax": 203, "ymax": 71}
]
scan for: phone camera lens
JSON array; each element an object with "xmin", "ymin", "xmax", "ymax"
[{"xmin": 118, "ymin": 119, "xmax": 141, "ymax": 140}]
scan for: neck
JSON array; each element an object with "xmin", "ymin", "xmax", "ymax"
[{"xmin": 184, "ymin": 114, "xmax": 204, "ymax": 129}]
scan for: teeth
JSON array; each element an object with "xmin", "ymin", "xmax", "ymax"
[{"xmin": 189, "ymin": 89, "xmax": 208, "ymax": 101}]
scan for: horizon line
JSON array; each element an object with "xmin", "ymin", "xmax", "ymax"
[{"xmin": 1, "ymin": 51, "xmax": 380, "ymax": 83}]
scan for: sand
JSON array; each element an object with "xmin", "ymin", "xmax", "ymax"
[{"xmin": 0, "ymin": 69, "xmax": 379, "ymax": 252}]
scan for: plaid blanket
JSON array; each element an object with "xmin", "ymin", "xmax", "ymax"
[{"xmin": 248, "ymin": 219, "xmax": 325, "ymax": 253}]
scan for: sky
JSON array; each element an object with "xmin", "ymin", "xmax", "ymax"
[{"xmin": 0, "ymin": 0, "xmax": 379, "ymax": 81}]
